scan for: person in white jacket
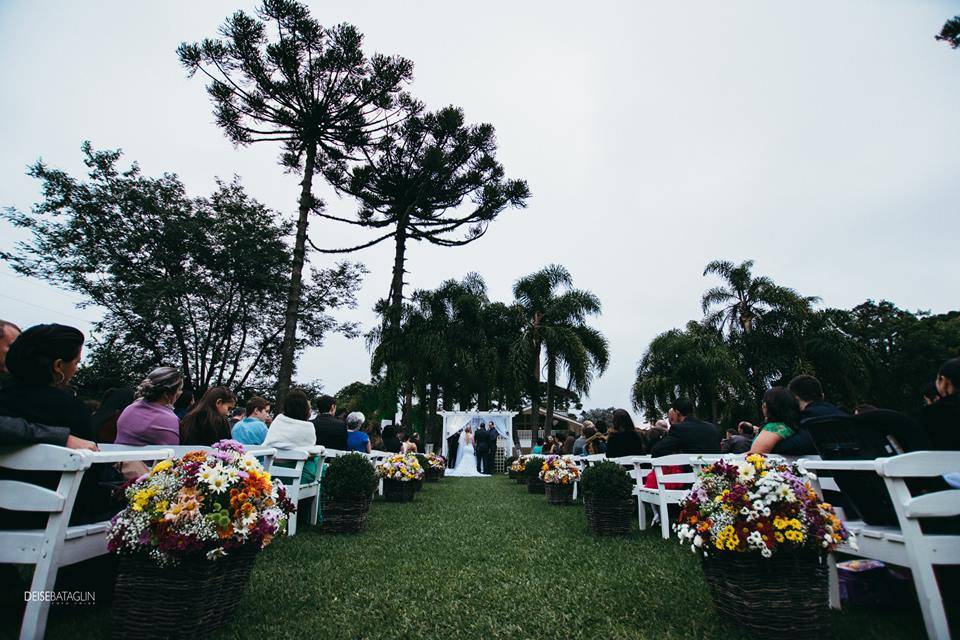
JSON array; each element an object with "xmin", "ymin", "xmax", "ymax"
[{"xmin": 262, "ymin": 389, "xmax": 318, "ymax": 482}]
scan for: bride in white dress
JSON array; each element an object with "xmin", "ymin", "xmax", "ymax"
[{"xmin": 446, "ymin": 426, "xmax": 487, "ymax": 477}]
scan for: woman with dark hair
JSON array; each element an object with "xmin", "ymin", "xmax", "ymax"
[
  {"xmin": 381, "ymin": 425, "xmax": 402, "ymax": 453},
  {"xmin": 92, "ymin": 388, "xmax": 135, "ymax": 443},
  {"xmin": 115, "ymin": 367, "xmax": 184, "ymax": 445},
  {"xmin": 605, "ymin": 408, "xmax": 645, "ymax": 458},
  {"xmin": 750, "ymin": 387, "xmax": 802, "ymax": 454},
  {"xmin": 366, "ymin": 421, "xmax": 384, "ymax": 451},
  {"xmin": 179, "ymin": 386, "xmax": 236, "ymax": 446},
  {"xmin": 0, "ymin": 324, "xmax": 92, "ymax": 440},
  {"xmin": 561, "ymin": 433, "xmax": 576, "ymax": 455},
  {"xmin": 263, "ymin": 389, "xmax": 318, "ymax": 481},
  {"xmin": 173, "ymin": 389, "xmax": 195, "ymax": 419}
]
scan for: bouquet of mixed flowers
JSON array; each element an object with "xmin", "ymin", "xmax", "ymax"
[
  {"xmin": 425, "ymin": 452, "xmax": 446, "ymax": 471},
  {"xmin": 510, "ymin": 456, "xmax": 529, "ymax": 473},
  {"xmin": 375, "ymin": 453, "xmax": 424, "ymax": 482},
  {"xmin": 107, "ymin": 440, "xmax": 295, "ymax": 566},
  {"xmin": 539, "ymin": 455, "xmax": 581, "ymax": 485},
  {"xmin": 675, "ymin": 454, "xmax": 852, "ymax": 558}
]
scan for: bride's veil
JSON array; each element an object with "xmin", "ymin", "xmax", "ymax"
[{"xmin": 455, "ymin": 429, "xmax": 467, "ymax": 468}]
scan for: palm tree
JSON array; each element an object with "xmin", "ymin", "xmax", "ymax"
[
  {"xmin": 513, "ymin": 265, "xmax": 609, "ymax": 442},
  {"xmin": 700, "ymin": 259, "xmax": 812, "ymax": 335}
]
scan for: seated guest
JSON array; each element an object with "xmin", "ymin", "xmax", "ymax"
[
  {"xmin": 584, "ymin": 427, "xmax": 607, "ymax": 454},
  {"xmin": 92, "ymin": 387, "xmax": 135, "ymax": 443},
  {"xmin": 651, "ymin": 397, "xmax": 721, "ymax": 456},
  {"xmin": 173, "ymin": 389, "xmax": 194, "ymax": 419},
  {"xmin": 573, "ymin": 422, "xmax": 591, "ymax": 456},
  {"xmin": 721, "ymin": 422, "xmax": 753, "ymax": 454},
  {"xmin": 561, "ymin": 433, "xmax": 575, "ymax": 455},
  {"xmin": 400, "ymin": 431, "xmax": 417, "ymax": 454},
  {"xmin": 0, "ymin": 415, "xmax": 97, "ymax": 449},
  {"xmin": 921, "ymin": 357, "xmax": 960, "ymax": 450},
  {"xmin": 750, "ymin": 387, "xmax": 802, "ymax": 454},
  {"xmin": 0, "ymin": 318, "xmax": 21, "ymax": 389},
  {"xmin": 367, "ymin": 422, "xmax": 384, "ymax": 451},
  {"xmin": 180, "ymin": 387, "xmax": 236, "ymax": 446},
  {"xmin": 115, "ymin": 367, "xmax": 184, "ymax": 445},
  {"xmin": 922, "ymin": 382, "xmax": 940, "ymax": 406},
  {"xmin": 606, "ymin": 409, "xmax": 646, "ymax": 458},
  {"xmin": 0, "ymin": 324, "xmax": 93, "ymax": 439},
  {"xmin": 778, "ymin": 375, "xmax": 844, "ymax": 454},
  {"xmin": 381, "ymin": 425, "xmax": 402, "ymax": 453},
  {"xmin": 232, "ymin": 396, "xmax": 272, "ymax": 446},
  {"xmin": 229, "ymin": 407, "xmax": 245, "ymax": 426},
  {"xmin": 595, "ymin": 419, "xmax": 609, "ymax": 435},
  {"xmin": 312, "ymin": 394, "xmax": 347, "ymax": 451},
  {"xmin": 532, "ymin": 437, "xmax": 545, "ymax": 454},
  {"xmin": 346, "ymin": 412, "xmax": 371, "ymax": 453},
  {"xmin": 262, "ymin": 389, "xmax": 318, "ymax": 482}
]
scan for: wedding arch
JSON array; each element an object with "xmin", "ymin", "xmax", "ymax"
[{"xmin": 438, "ymin": 411, "xmax": 518, "ymax": 460}]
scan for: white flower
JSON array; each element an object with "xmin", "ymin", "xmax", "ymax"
[
  {"xmin": 761, "ymin": 547, "xmax": 772, "ymax": 558},
  {"xmin": 694, "ymin": 535, "xmax": 703, "ymax": 548},
  {"xmin": 206, "ymin": 471, "xmax": 230, "ymax": 493}
]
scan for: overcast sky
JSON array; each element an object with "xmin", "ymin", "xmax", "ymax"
[{"xmin": 2, "ymin": 1, "xmax": 959, "ymax": 416}]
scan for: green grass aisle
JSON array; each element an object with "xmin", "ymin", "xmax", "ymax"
[{"xmin": 43, "ymin": 476, "xmax": 924, "ymax": 640}]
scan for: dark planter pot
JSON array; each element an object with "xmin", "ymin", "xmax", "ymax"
[
  {"xmin": 425, "ymin": 468, "xmax": 442, "ymax": 482},
  {"xmin": 518, "ymin": 474, "xmax": 529, "ymax": 485},
  {"xmin": 111, "ymin": 547, "xmax": 258, "ymax": 639},
  {"xmin": 583, "ymin": 494, "xmax": 633, "ymax": 535},
  {"xmin": 508, "ymin": 469, "xmax": 518, "ymax": 480},
  {"xmin": 545, "ymin": 483, "xmax": 574, "ymax": 505},
  {"xmin": 527, "ymin": 478, "xmax": 545, "ymax": 494},
  {"xmin": 320, "ymin": 494, "xmax": 373, "ymax": 534},
  {"xmin": 382, "ymin": 478, "xmax": 417, "ymax": 503},
  {"xmin": 701, "ymin": 550, "xmax": 829, "ymax": 638},
  {"xmin": 413, "ymin": 478, "xmax": 423, "ymax": 492}
]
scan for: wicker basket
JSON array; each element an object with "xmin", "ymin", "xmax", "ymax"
[
  {"xmin": 544, "ymin": 483, "xmax": 574, "ymax": 505},
  {"xmin": 413, "ymin": 478, "xmax": 423, "ymax": 492},
  {"xmin": 518, "ymin": 475, "xmax": 528, "ymax": 485},
  {"xmin": 701, "ymin": 550, "xmax": 829, "ymax": 638},
  {"xmin": 425, "ymin": 468, "xmax": 442, "ymax": 483},
  {"xmin": 508, "ymin": 469, "xmax": 518, "ymax": 480},
  {"xmin": 527, "ymin": 478, "xmax": 545, "ymax": 494},
  {"xmin": 111, "ymin": 547, "xmax": 258, "ymax": 639},
  {"xmin": 320, "ymin": 494, "xmax": 372, "ymax": 533},
  {"xmin": 583, "ymin": 495, "xmax": 633, "ymax": 535},
  {"xmin": 382, "ymin": 478, "xmax": 417, "ymax": 502}
]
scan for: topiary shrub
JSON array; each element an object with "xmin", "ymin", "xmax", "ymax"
[
  {"xmin": 523, "ymin": 456, "xmax": 546, "ymax": 482},
  {"xmin": 322, "ymin": 453, "xmax": 378, "ymax": 501},
  {"xmin": 581, "ymin": 461, "xmax": 633, "ymax": 500}
]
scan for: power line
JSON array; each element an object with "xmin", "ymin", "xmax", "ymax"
[{"xmin": 0, "ymin": 292, "xmax": 97, "ymax": 325}]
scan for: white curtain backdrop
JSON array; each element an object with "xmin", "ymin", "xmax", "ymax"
[{"xmin": 440, "ymin": 413, "xmax": 515, "ymax": 459}]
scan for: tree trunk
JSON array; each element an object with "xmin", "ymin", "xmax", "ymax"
[
  {"xmin": 428, "ymin": 382, "xmax": 440, "ymax": 449},
  {"xmin": 401, "ymin": 385, "xmax": 413, "ymax": 431},
  {"xmin": 529, "ymin": 329, "xmax": 542, "ymax": 449},
  {"xmin": 544, "ymin": 353, "xmax": 556, "ymax": 438},
  {"xmin": 276, "ymin": 141, "xmax": 317, "ymax": 404},
  {"xmin": 380, "ymin": 217, "xmax": 409, "ymax": 420}
]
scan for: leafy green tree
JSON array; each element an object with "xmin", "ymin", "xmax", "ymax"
[
  {"xmin": 178, "ymin": 0, "xmax": 416, "ymax": 401},
  {"xmin": 632, "ymin": 321, "xmax": 746, "ymax": 423},
  {"xmin": 513, "ymin": 265, "xmax": 608, "ymax": 441},
  {"xmin": 1, "ymin": 143, "xmax": 363, "ymax": 393},
  {"xmin": 701, "ymin": 259, "xmax": 808, "ymax": 335},
  {"xmin": 937, "ymin": 16, "xmax": 960, "ymax": 48},
  {"xmin": 334, "ymin": 381, "xmax": 382, "ymax": 417},
  {"xmin": 580, "ymin": 407, "xmax": 616, "ymax": 425}
]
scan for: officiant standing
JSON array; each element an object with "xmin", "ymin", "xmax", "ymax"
[
  {"xmin": 484, "ymin": 421, "xmax": 498, "ymax": 474},
  {"xmin": 475, "ymin": 423, "xmax": 490, "ymax": 474}
]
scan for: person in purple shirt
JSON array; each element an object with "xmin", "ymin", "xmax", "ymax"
[{"xmin": 115, "ymin": 367, "xmax": 184, "ymax": 445}]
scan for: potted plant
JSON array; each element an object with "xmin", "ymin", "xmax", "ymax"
[
  {"xmin": 581, "ymin": 461, "xmax": 634, "ymax": 535},
  {"xmin": 524, "ymin": 456, "xmax": 546, "ymax": 493},
  {"xmin": 675, "ymin": 454, "xmax": 852, "ymax": 638},
  {"xmin": 376, "ymin": 454, "xmax": 424, "ymax": 503},
  {"xmin": 510, "ymin": 456, "xmax": 528, "ymax": 483},
  {"xmin": 320, "ymin": 453, "xmax": 377, "ymax": 533},
  {"xmin": 540, "ymin": 455, "xmax": 581, "ymax": 505},
  {"xmin": 424, "ymin": 453, "xmax": 446, "ymax": 482},
  {"xmin": 107, "ymin": 440, "xmax": 295, "ymax": 639}
]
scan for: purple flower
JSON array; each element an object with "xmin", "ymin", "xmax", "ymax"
[{"xmin": 212, "ymin": 439, "xmax": 245, "ymax": 453}]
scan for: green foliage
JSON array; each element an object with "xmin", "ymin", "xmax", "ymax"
[
  {"xmin": 322, "ymin": 453, "xmax": 377, "ymax": 501},
  {"xmin": 334, "ymin": 381, "xmax": 383, "ymax": 417},
  {"xmin": 580, "ymin": 407, "xmax": 616, "ymax": 425},
  {"xmin": 581, "ymin": 461, "xmax": 634, "ymax": 500},
  {"xmin": 523, "ymin": 456, "xmax": 545, "ymax": 481},
  {"xmin": 937, "ymin": 16, "xmax": 960, "ymax": 48},
  {"xmin": 1, "ymin": 144, "xmax": 364, "ymax": 392}
]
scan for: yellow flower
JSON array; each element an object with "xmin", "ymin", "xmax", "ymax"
[{"xmin": 150, "ymin": 459, "xmax": 173, "ymax": 475}]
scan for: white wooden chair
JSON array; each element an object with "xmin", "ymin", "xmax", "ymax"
[
  {"xmin": 0, "ymin": 444, "xmax": 172, "ymax": 640},
  {"xmin": 636, "ymin": 454, "xmax": 697, "ymax": 539},
  {"xmin": 367, "ymin": 450, "xmax": 390, "ymax": 497},
  {"xmin": 267, "ymin": 446, "xmax": 324, "ymax": 536},
  {"xmin": 801, "ymin": 452, "xmax": 960, "ymax": 637}
]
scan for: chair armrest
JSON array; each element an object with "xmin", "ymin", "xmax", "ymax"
[
  {"xmin": 798, "ymin": 459, "xmax": 880, "ymax": 472},
  {"xmin": 86, "ymin": 448, "xmax": 175, "ymax": 464},
  {"xmin": 244, "ymin": 447, "xmax": 278, "ymax": 458}
]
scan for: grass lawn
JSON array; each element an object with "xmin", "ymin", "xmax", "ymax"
[{"xmin": 35, "ymin": 475, "xmax": 924, "ymax": 639}]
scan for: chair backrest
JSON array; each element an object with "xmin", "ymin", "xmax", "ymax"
[
  {"xmin": 650, "ymin": 453, "xmax": 698, "ymax": 489},
  {"xmin": 807, "ymin": 411, "xmax": 930, "ymax": 526},
  {"xmin": 876, "ymin": 452, "xmax": 960, "ymax": 522},
  {"xmin": 0, "ymin": 445, "xmax": 93, "ymax": 515}
]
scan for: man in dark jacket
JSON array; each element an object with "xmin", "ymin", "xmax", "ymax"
[
  {"xmin": 921, "ymin": 357, "xmax": 960, "ymax": 450},
  {"xmin": 780, "ymin": 375, "xmax": 847, "ymax": 455},
  {"xmin": 651, "ymin": 397, "xmax": 721, "ymax": 456},
  {"xmin": 312, "ymin": 394, "xmax": 347, "ymax": 451}
]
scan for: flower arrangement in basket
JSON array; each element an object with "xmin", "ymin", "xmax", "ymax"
[
  {"xmin": 424, "ymin": 453, "xmax": 446, "ymax": 481},
  {"xmin": 675, "ymin": 454, "xmax": 851, "ymax": 557},
  {"xmin": 108, "ymin": 440, "xmax": 295, "ymax": 565},
  {"xmin": 509, "ymin": 455, "xmax": 528, "ymax": 481},
  {"xmin": 523, "ymin": 456, "xmax": 546, "ymax": 492},
  {"xmin": 539, "ymin": 455, "xmax": 581, "ymax": 505},
  {"xmin": 376, "ymin": 454, "xmax": 424, "ymax": 502},
  {"xmin": 674, "ymin": 454, "xmax": 853, "ymax": 637},
  {"xmin": 106, "ymin": 441, "xmax": 296, "ymax": 639}
]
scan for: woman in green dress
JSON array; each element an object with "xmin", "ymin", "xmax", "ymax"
[{"xmin": 749, "ymin": 386, "xmax": 801, "ymax": 454}]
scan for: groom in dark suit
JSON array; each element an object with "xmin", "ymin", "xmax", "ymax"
[
  {"xmin": 475, "ymin": 423, "xmax": 490, "ymax": 474},
  {"xmin": 483, "ymin": 421, "xmax": 498, "ymax": 474}
]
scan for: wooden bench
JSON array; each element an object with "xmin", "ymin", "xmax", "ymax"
[{"xmin": 0, "ymin": 444, "xmax": 172, "ymax": 640}]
